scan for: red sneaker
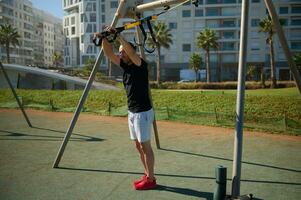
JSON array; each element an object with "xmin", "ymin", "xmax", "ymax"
[
  {"xmin": 133, "ymin": 174, "xmax": 147, "ymax": 185},
  {"xmin": 134, "ymin": 177, "xmax": 157, "ymax": 190}
]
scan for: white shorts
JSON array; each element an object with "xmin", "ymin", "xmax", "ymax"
[{"xmin": 128, "ymin": 108, "xmax": 154, "ymax": 143}]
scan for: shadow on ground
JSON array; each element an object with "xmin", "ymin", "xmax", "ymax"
[
  {"xmin": 0, "ymin": 127, "xmax": 104, "ymax": 142},
  {"xmin": 156, "ymin": 185, "xmax": 213, "ymax": 199},
  {"xmin": 160, "ymin": 148, "xmax": 301, "ymax": 173},
  {"xmin": 57, "ymin": 166, "xmax": 301, "ymax": 186}
]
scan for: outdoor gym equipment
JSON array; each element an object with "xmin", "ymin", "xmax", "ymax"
[
  {"xmin": 47, "ymin": 0, "xmax": 300, "ymax": 199},
  {"xmin": 53, "ymin": 0, "xmax": 199, "ymax": 169}
]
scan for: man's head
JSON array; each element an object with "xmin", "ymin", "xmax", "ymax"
[{"xmin": 119, "ymin": 42, "xmax": 136, "ymax": 63}]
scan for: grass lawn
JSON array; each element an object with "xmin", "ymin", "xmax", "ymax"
[{"xmin": 0, "ymin": 87, "xmax": 300, "ymax": 135}]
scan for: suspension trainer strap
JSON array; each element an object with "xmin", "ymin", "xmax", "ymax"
[{"xmin": 93, "ymin": 0, "xmax": 199, "ymax": 49}]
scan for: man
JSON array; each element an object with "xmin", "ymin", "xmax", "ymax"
[{"xmin": 96, "ymin": 27, "xmax": 157, "ymax": 190}]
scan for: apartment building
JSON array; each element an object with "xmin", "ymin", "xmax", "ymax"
[
  {"xmin": 33, "ymin": 8, "xmax": 64, "ymax": 68},
  {"xmin": 0, "ymin": 0, "xmax": 34, "ymax": 65},
  {"xmin": 63, "ymin": 0, "xmax": 301, "ymax": 81},
  {"xmin": 0, "ymin": 0, "xmax": 64, "ymax": 68}
]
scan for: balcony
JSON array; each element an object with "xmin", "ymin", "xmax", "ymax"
[{"xmin": 206, "ymin": 0, "xmax": 237, "ymax": 4}]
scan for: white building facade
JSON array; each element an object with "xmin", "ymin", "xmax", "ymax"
[
  {"xmin": 63, "ymin": 0, "xmax": 301, "ymax": 81},
  {"xmin": 0, "ymin": 0, "xmax": 64, "ymax": 68},
  {"xmin": 0, "ymin": 0, "xmax": 34, "ymax": 65}
]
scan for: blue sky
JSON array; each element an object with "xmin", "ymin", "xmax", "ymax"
[{"xmin": 31, "ymin": 0, "xmax": 63, "ymax": 19}]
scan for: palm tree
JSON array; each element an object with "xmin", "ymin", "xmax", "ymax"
[
  {"xmin": 258, "ymin": 16, "xmax": 284, "ymax": 88},
  {"xmin": 247, "ymin": 65, "xmax": 257, "ymax": 81},
  {"xmin": 0, "ymin": 24, "xmax": 20, "ymax": 63},
  {"xmin": 52, "ymin": 51, "xmax": 63, "ymax": 68},
  {"xmin": 189, "ymin": 53, "xmax": 203, "ymax": 82},
  {"xmin": 293, "ymin": 54, "xmax": 301, "ymax": 70},
  {"xmin": 147, "ymin": 21, "xmax": 173, "ymax": 85},
  {"xmin": 293, "ymin": 54, "xmax": 301, "ymax": 80},
  {"xmin": 196, "ymin": 28, "xmax": 218, "ymax": 83}
]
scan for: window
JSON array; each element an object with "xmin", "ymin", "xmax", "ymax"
[
  {"xmin": 65, "ymin": 18, "xmax": 69, "ymax": 26},
  {"xmin": 251, "ymin": 19, "xmax": 260, "ymax": 27},
  {"xmin": 250, "ymin": 42, "xmax": 260, "ymax": 50},
  {"xmin": 251, "ymin": 0, "xmax": 260, "ymax": 3},
  {"xmin": 111, "ymin": 1, "xmax": 118, "ymax": 8},
  {"xmin": 92, "ymin": 3, "xmax": 96, "ymax": 11},
  {"xmin": 221, "ymin": 20, "xmax": 235, "ymax": 27},
  {"xmin": 224, "ymin": 0, "xmax": 236, "ymax": 3},
  {"xmin": 71, "ymin": 17, "xmax": 75, "ymax": 25},
  {"xmin": 86, "ymin": 45, "xmax": 93, "ymax": 54},
  {"xmin": 221, "ymin": 42, "xmax": 235, "ymax": 50},
  {"xmin": 169, "ymin": 22, "xmax": 177, "ymax": 29},
  {"xmin": 195, "ymin": 9, "xmax": 203, "ymax": 17},
  {"xmin": 206, "ymin": 0, "xmax": 220, "ymax": 4},
  {"xmin": 81, "ymin": 14, "xmax": 87, "ymax": 22},
  {"xmin": 291, "ymin": 19, "xmax": 301, "ymax": 26},
  {"xmin": 101, "ymin": 4, "xmax": 105, "ymax": 12},
  {"xmin": 64, "ymin": 28, "xmax": 69, "ymax": 36},
  {"xmin": 279, "ymin": 7, "xmax": 288, "ymax": 14},
  {"xmin": 86, "ymin": 24, "xmax": 92, "ymax": 33},
  {"xmin": 86, "ymin": 3, "xmax": 92, "ymax": 11},
  {"xmin": 71, "ymin": 27, "xmax": 75, "ymax": 35},
  {"xmin": 291, "ymin": 42, "xmax": 301, "ymax": 50},
  {"xmin": 206, "ymin": 8, "xmax": 219, "ymax": 16},
  {"xmin": 222, "ymin": 31, "xmax": 235, "ymax": 39},
  {"xmin": 292, "ymin": 7, "xmax": 301, "ymax": 14},
  {"xmin": 182, "ymin": 44, "xmax": 191, "ymax": 52},
  {"xmin": 102, "ymin": 15, "xmax": 105, "ymax": 23},
  {"xmin": 90, "ymin": 13, "xmax": 96, "ymax": 22},
  {"xmin": 182, "ymin": 10, "xmax": 191, "ymax": 17}
]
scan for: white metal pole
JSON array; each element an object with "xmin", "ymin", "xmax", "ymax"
[
  {"xmin": 52, "ymin": 1, "xmax": 126, "ymax": 168},
  {"xmin": 231, "ymin": 0, "xmax": 249, "ymax": 197},
  {"xmin": 136, "ymin": 0, "xmax": 189, "ymax": 12},
  {"xmin": 134, "ymin": 18, "xmax": 161, "ymax": 149}
]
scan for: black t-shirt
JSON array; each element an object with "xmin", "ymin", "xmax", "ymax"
[{"xmin": 120, "ymin": 58, "xmax": 152, "ymax": 113}]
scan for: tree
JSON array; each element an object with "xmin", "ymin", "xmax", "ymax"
[
  {"xmin": 258, "ymin": 16, "xmax": 284, "ymax": 88},
  {"xmin": 293, "ymin": 54, "xmax": 301, "ymax": 71},
  {"xmin": 196, "ymin": 28, "xmax": 218, "ymax": 83},
  {"xmin": 52, "ymin": 51, "xmax": 63, "ymax": 68},
  {"xmin": 189, "ymin": 53, "xmax": 202, "ymax": 82},
  {"xmin": 84, "ymin": 58, "xmax": 96, "ymax": 72},
  {"xmin": 0, "ymin": 24, "xmax": 20, "ymax": 63},
  {"xmin": 147, "ymin": 21, "xmax": 173, "ymax": 85},
  {"xmin": 247, "ymin": 65, "xmax": 257, "ymax": 81}
]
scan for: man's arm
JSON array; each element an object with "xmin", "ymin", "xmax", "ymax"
[
  {"xmin": 101, "ymin": 37, "xmax": 120, "ymax": 66},
  {"xmin": 117, "ymin": 35, "xmax": 142, "ymax": 67}
]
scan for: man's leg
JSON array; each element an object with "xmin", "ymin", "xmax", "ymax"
[
  {"xmin": 140, "ymin": 140, "xmax": 155, "ymax": 181},
  {"xmin": 134, "ymin": 139, "xmax": 147, "ymax": 175}
]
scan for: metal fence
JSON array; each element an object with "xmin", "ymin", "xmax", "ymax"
[{"xmin": 1, "ymin": 98, "xmax": 300, "ymax": 135}]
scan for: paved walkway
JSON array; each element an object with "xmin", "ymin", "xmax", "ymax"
[{"xmin": 0, "ymin": 109, "xmax": 300, "ymax": 200}]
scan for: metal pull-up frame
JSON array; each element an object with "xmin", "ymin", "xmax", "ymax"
[{"xmin": 52, "ymin": 0, "xmax": 300, "ymax": 199}]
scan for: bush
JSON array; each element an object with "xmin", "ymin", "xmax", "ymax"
[{"xmin": 149, "ymin": 81, "xmax": 296, "ymax": 90}]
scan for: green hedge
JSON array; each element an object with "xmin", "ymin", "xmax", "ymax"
[{"xmin": 149, "ymin": 81, "xmax": 296, "ymax": 90}]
